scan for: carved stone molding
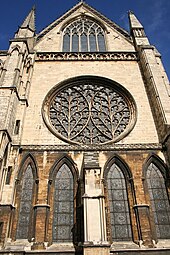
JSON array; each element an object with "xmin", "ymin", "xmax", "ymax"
[
  {"xmin": 15, "ymin": 143, "xmax": 162, "ymax": 152},
  {"xmin": 35, "ymin": 52, "xmax": 138, "ymax": 62}
]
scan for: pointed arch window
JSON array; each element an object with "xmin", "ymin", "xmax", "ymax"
[
  {"xmin": 62, "ymin": 17, "xmax": 106, "ymax": 52},
  {"xmin": 106, "ymin": 163, "xmax": 132, "ymax": 241},
  {"xmin": 146, "ymin": 163, "xmax": 170, "ymax": 239},
  {"xmin": 52, "ymin": 164, "xmax": 74, "ymax": 242},
  {"xmin": 16, "ymin": 164, "xmax": 34, "ymax": 239}
]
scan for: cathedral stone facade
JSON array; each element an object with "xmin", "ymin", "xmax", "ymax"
[{"xmin": 0, "ymin": 2, "xmax": 170, "ymax": 255}]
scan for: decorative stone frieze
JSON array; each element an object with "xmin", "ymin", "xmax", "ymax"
[{"xmin": 35, "ymin": 52, "xmax": 138, "ymax": 61}]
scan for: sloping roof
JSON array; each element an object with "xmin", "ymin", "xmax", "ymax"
[{"xmin": 36, "ymin": 1, "xmax": 131, "ymax": 43}]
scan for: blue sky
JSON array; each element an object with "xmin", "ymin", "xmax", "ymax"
[{"xmin": 0, "ymin": 0, "xmax": 169, "ymax": 79}]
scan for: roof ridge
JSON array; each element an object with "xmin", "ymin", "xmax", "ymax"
[{"xmin": 36, "ymin": 2, "xmax": 131, "ymax": 43}]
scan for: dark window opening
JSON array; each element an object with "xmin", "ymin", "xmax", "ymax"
[
  {"xmin": 146, "ymin": 163, "xmax": 170, "ymax": 239},
  {"xmin": 106, "ymin": 163, "xmax": 132, "ymax": 241},
  {"xmin": 52, "ymin": 164, "xmax": 74, "ymax": 242},
  {"xmin": 16, "ymin": 164, "xmax": 34, "ymax": 239},
  {"xmin": 5, "ymin": 166, "xmax": 12, "ymax": 185},
  {"xmin": 14, "ymin": 120, "xmax": 20, "ymax": 135}
]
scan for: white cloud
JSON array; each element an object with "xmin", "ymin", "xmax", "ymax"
[{"xmin": 119, "ymin": 13, "xmax": 129, "ymax": 31}]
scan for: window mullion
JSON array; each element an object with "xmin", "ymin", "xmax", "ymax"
[
  {"xmin": 79, "ymin": 33, "xmax": 81, "ymax": 52},
  {"xmin": 70, "ymin": 31, "xmax": 73, "ymax": 52},
  {"xmin": 96, "ymin": 32, "xmax": 99, "ymax": 52}
]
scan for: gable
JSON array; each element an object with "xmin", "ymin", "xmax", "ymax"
[{"xmin": 34, "ymin": 2, "xmax": 135, "ymax": 52}]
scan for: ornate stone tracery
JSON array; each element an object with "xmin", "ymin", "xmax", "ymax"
[
  {"xmin": 62, "ymin": 17, "xmax": 106, "ymax": 52},
  {"xmin": 43, "ymin": 77, "xmax": 136, "ymax": 145},
  {"xmin": 35, "ymin": 52, "xmax": 137, "ymax": 61}
]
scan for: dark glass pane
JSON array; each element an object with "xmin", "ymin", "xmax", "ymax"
[
  {"xmin": 153, "ymin": 189, "xmax": 165, "ymax": 200},
  {"xmin": 114, "ymin": 212, "xmax": 129, "ymax": 225},
  {"xmin": 81, "ymin": 34, "xmax": 87, "ymax": 52},
  {"xmin": 107, "ymin": 164, "xmax": 132, "ymax": 241},
  {"xmin": 112, "ymin": 201, "xmax": 129, "ymax": 212},
  {"xmin": 155, "ymin": 200, "xmax": 170, "ymax": 211},
  {"xmin": 158, "ymin": 225, "xmax": 170, "ymax": 238},
  {"xmin": 146, "ymin": 163, "xmax": 170, "ymax": 239},
  {"xmin": 115, "ymin": 225, "xmax": 129, "ymax": 239},
  {"xmin": 98, "ymin": 33, "xmax": 106, "ymax": 51},
  {"xmin": 63, "ymin": 34, "xmax": 70, "ymax": 52},
  {"xmin": 89, "ymin": 34, "xmax": 97, "ymax": 52},
  {"xmin": 16, "ymin": 165, "xmax": 33, "ymax": 239},
  {"xmin": 72, "ymin": 34, "xmax": 79, "ymax": 52},
  {"xmin": 53, "ymin": 164, "xmax": 74, "ymax": 242}
]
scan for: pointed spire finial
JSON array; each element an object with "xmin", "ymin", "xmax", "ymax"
[
  {"xmin": 15, "ymin": 5, "xmax": 36, "ymax": 38},
  {"xmin": 21, "ymin": 5, "xmax": 36, "ymax": 32},
  {"xmin": 128, "ymin": 11, "xmax": 143, "ymax": 29}
]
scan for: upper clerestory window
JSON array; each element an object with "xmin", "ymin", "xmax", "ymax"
[{"xmin": 62, "ymin": 17, "xmax": 106, "ymax": 52}]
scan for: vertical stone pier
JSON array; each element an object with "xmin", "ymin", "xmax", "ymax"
[{"xmin": 83, "ymin": 152, "xmax": 110, "ymax": 255}]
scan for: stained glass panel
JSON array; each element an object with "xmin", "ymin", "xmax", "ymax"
[
  {"xmin": 98, "ymin": 33, "xmax": 106, "ymax": 51},
  {"xmin": 146, "ymin": 163, "xmax": 170, "ymax": 239},
  {"xmin": 63, "ymin": 34, "xmax": 70, "ymax": 52},
  {"xmin": 72, "ymin": 34, "xmax": 79, "ymax": 52},
  {"xmin": 106, "ymin": 164, "xmax": 132, "ymax": 241},
  {"xmin": 52, "ymin": 164, "xmax": 74, "ymax": 242},
  {"xmin": 16, "ymin": 165, "xmax": 33, "ymax": 239},
  {"xmin": 81, "ymin": 34, "xmax": 88, "ymax": 52},
  {"xmin": 89, "ymin": 34, "xmax": 97, "ymax": 52}
]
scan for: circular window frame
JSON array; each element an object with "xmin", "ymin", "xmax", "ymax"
[{"xmin": 42, "ymin": 76, "xmax": 137, "ymax": 145}]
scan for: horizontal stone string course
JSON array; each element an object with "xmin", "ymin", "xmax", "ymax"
[
  {"xmin": 17, "ymin": 143, "xmax": 162, "ymax": 151},
  {"xmin": 35, "ymin": 52, "xmax": 138, "ymax": 61}
]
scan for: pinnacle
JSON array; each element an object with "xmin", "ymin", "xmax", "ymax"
[
  {"xmin": 21, "ymin": 5, "xmax": 36, "ymax": 32},
  {"xmin": 128, "ymin": 11, "xmax": 143, "ymax": 29}
]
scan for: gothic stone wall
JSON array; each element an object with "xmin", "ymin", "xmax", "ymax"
[{"xmin": 0, "ymin": 147, "xmax": 166, "ymax": 247}]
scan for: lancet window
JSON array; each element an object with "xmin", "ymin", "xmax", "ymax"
[
  {"xmin": 62, "ymin": 17, "xmax": 106, "ymax": 52},
  {"xmin": 16, "ymin": 164, "xmax": 34, "ymax": 239},
  {"xmin": 52, "ymin": 164, "xmax": 74, "ymax": 242},
  {"xmin": 105, "ymin": 163, "xmax": 132, "ymax": 241},
  {"xmin": 146, "ymin": 162, "xmax": 170, "ymax": 239}
]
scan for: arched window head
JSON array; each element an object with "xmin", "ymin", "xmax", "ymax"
[
  {"xmin": 146, "ymin": 163, "xmax": 170, "ymax": 239},
  {"xmin": 106, "ymin": 163, "xmax": 132, "ymax": 241},
  {"xmin": 53, "ymin": 164, "xmax": 74, "ymax": 242},
  {"xmin": 62, "ymin": 17, "xmax": 106, "ymax": 52}
]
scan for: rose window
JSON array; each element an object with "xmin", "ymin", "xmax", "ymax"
[{"xmin": 43, "ymin": 77, "xmax": 136, "ymax": 145}]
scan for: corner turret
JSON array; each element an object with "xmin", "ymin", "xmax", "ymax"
[{"xmin": 128, "ymin": 11, "xmax": 150, "ymax": 47}]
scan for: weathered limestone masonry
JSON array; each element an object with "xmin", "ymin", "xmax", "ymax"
[{"xmin": 0, "ymin": 2, "xmax": 170, "ymax": 255}]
